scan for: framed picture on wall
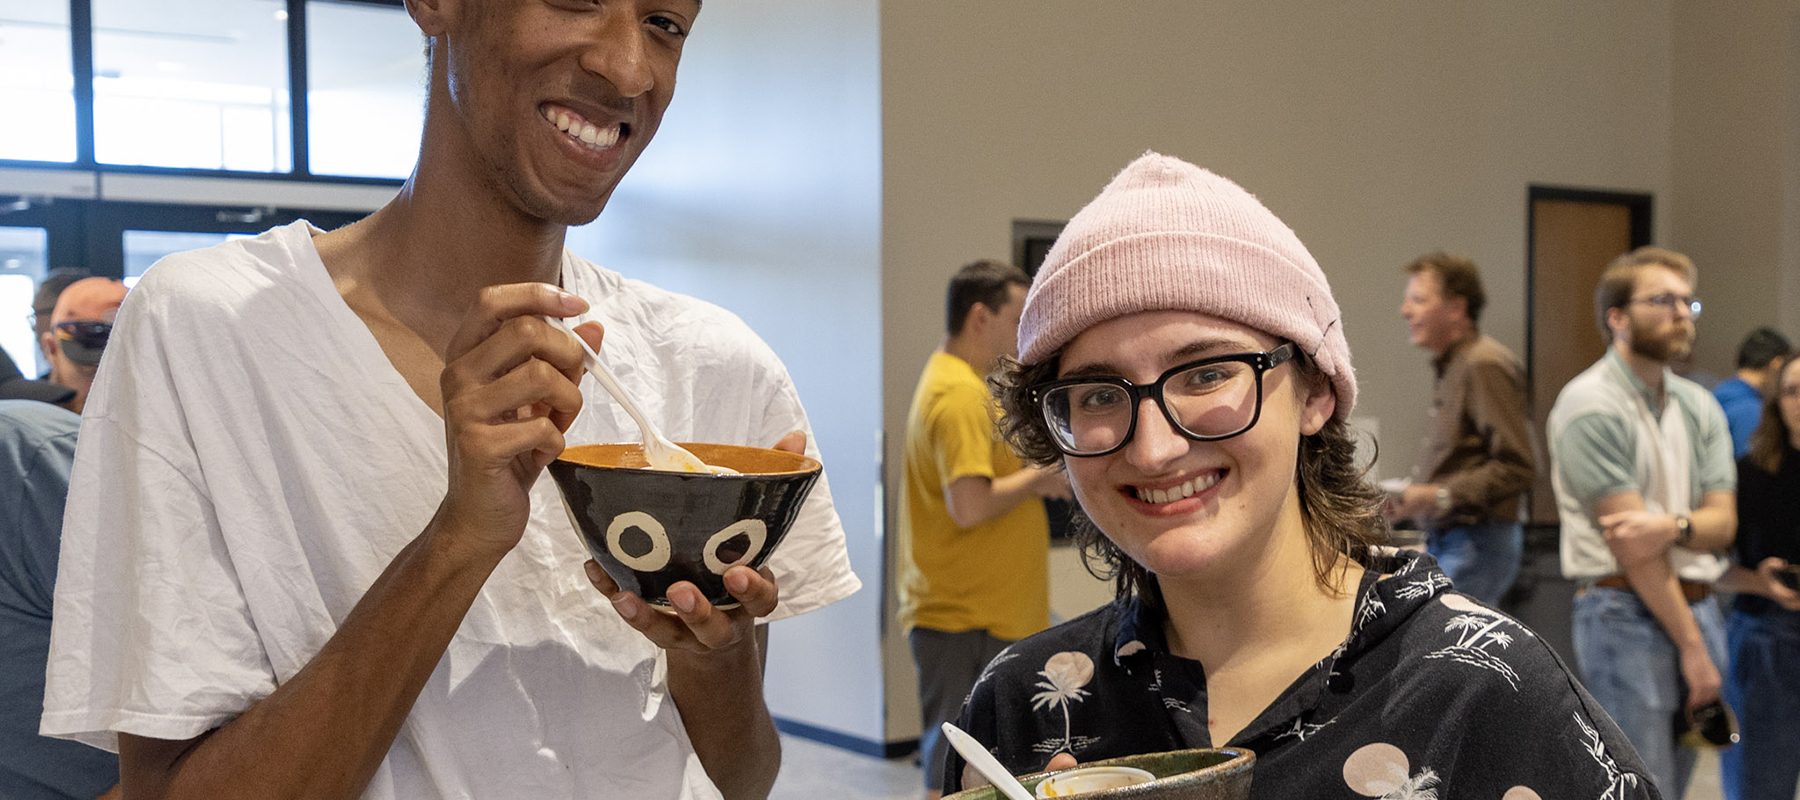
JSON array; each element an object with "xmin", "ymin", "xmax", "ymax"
[
  {"xmin": 1013, "ymin": 219, "xmax": 1065, "ymax": 277},
  {"xmin": 1012, "ymin": 219, "xmax": 1080, "ymax": 541}
]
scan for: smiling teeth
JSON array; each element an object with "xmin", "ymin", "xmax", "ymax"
[
  {"xmin": 1134, "ymin": 472, "xmax": 1221, "ymax": 504},
  {"xmin": 543, "ymin": 107, "xmax": 621, "ymax": 150}
]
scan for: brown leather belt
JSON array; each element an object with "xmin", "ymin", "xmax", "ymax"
[{"xmin": 1593, "ymin": 574, "xmax": 1712, "ymax": 602}]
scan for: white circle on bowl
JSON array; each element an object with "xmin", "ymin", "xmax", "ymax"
[
  {"xmin": 1034, "ymin": 765, "xmax": 1156, "ymax": 798},
  {"xmin": 703, "ymin": 519, "xmax": 768, "ymax": 574},
  {"xmin": 606, "ymin": 511, "xmax": 673, "ymax": 572}
]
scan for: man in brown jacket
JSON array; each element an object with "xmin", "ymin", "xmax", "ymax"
[{"xmin": 1390, "ymin": 252, "xmax": 1536, "ymax": 604}]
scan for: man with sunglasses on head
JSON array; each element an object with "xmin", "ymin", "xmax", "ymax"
[
  {"xmin": 38, "ymin": 277, "xmax": 125, "ymax": 415},
  {"xmin": 30, "ymin": 268, "xmax": 94, "ymax": 381},
  {"xmin": 1549, "ymin": 246, "xmax": 1737, "ymax": 798}
]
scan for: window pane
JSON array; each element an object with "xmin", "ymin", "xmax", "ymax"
[
  {"xmin": 92, "ymin": 0, "xmax": 291, "ymax": 172},
  {"xmin": 0, "ymin": 2, "xmax": 77, "ymax": 162},
  {"xmin": 0, "ymin": 226, "xmax": 49, "ymax": 377},
  {"xmin": 123, "ymin": 230, "xmax": 253, "ymax": 284},
  {"xmin": 307, "ymin": 1, "xmax": 425, "ymax": 179}
]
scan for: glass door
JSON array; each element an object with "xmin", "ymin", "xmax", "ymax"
[
  {"xmin": 0, "ymin": 195, "xmax": 88, "ymax": 378},
  {"xmin": 0, "ymin": 224, "xmax": 49, "ymax": 376}
]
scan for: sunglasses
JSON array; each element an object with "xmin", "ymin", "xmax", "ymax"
[{"xmin": 54, "ymin": 320, "xmax": 113, "ymax": 350}]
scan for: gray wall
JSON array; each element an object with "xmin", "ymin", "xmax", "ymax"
[{"xmin": 565, "ymin": 0, "xmax": 887, "ymax": 744}]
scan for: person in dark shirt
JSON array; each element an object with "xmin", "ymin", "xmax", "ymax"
[
  {"xmin": 0, "ymin": 400, "xmax": 119, "ymax": 799},
  {"xmin": 946, "ymin": 152, "xmax": 1657, "ymax": 798},
  {"xmin": 1717, "ymin": 354, "xmax": 1800, "ymax": 800}
]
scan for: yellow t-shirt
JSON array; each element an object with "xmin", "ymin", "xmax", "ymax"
[{"xmin": 896, "ymin": 351, "xmax": 1050, "ymax": 641}]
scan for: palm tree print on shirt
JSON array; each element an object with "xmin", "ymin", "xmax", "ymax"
[
  {"xmin": 1030, "ymin": 651, "xmax": 1100, "ymax": 756},
  {"xmin": 969, "ymin": 650, "xmax": 1021, "ymax": 698},
  {"xmin": 1354, "ymin": 592, "xmax": 1389, "ymax": 632},
  {"xmin": 1574, "ymin": 711, "xmax": 1641, "ymax": 799},
  {"xmin": 1342, "ymin": 742, "xmax": 1440, "ymax": 799},
  {"xmin": 1394, "ymin": 572, "xmax": 1453, "ymax": 601},
  {"xmin": 1422, "ymin": 594, "xmax": 1530, "ymax": 690},
  {"xmin": 1273, "ymin": 713, "xmax": 1332, "ymax": 743}
]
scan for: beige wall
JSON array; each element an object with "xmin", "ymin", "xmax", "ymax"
[
  {"xmin": 881, "ymin": 0, "xmax": 1696, "ymax": 744},
  {"xmin": 1670, "ymin": 0, "xmax": 1798, "ymax": 375},
  {"xmin": 1785, "ymin": 7, "xmax": 1800, "ymax": 339}
]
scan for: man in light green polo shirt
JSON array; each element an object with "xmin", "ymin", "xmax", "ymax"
[{"xmin": 1547, "ymin": 246, "xmax": 1736, "ymax": 798}]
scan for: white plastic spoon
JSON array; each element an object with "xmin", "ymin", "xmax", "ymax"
[
  {"xmin": 546, "ymin": 316, "xmax": 714, "ymax": 474},
  {"xmin": 941, "ymin": 722, "xmax": 1034, "ymax": 800}
]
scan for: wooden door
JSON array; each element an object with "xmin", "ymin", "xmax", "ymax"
[{"xmin": 1526, "ymin": 189, "xmax": 1651, "ymax": 525}]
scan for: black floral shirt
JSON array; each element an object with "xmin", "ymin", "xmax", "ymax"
[{"xmin": 947, "ymin": 551, "xmax": 1660, "ymax": 799}]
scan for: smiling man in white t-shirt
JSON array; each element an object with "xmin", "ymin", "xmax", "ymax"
[{"xmin": 40, "ymin": 2, "xmax": 859, "ymax": 798}]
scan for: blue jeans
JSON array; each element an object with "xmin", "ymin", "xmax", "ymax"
[
  {"xmin": 1573, "ymin": 585, "xmax": 1729, "ymax": 800},
  {"xmin": 1721, "ymin": 609, "xmax": 1800, "ymax": 800},
  {"xmin": 1426, "ymin": 521, "xmax": 1522, "ymax": 605}
]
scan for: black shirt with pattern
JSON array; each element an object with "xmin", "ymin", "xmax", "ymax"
[{"xmin": 946, "ymin": 550, "xmax": 1659, "ymax": 799}]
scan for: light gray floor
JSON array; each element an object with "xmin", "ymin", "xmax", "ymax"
[
  {"xmin": 770, "ymin": 734, "xmax": 1772, "ymax": 800},
  {"xmin": 769, "ymin": 734, "xmax": 920, "ymax": 800}
]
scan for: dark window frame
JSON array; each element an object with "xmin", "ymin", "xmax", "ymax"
[{"xmin": 0, "ymin": 194, "xmax": 367, "ymax": 279}]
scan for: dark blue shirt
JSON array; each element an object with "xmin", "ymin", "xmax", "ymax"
[
  {"xmin": 0, "ymin": 400, "xmax": 118, "ymax": 799},
  {"xmin": 948, "ymin": 550, "xmax": 1658, "ymax": 798},
  {"xmin": 1712, "ymin": 377, "xmax": 1763, "ymax": 459}
]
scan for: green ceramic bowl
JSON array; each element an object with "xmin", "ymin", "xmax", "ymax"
[{"xmin": 942, "ymin": 748, "xmax": 1254, "ymax": 800}]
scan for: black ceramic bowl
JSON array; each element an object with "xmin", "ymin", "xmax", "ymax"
[
  {"xmin": 942, "ymin": 748, "xmax": 1254, "ymax": 800},
  {"xmin": 548, "ymin": 442, "xmax": 821, "ymax": 609}
]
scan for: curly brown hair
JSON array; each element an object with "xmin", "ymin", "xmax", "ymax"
[{"xmin": 990, "ymin": 347, "xmax": 1388, "ymax": 610}]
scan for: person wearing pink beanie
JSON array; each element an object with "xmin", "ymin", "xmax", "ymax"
[{"xmin": 941, "ymin": 153, "xmax": 1656, "ymax": 798}]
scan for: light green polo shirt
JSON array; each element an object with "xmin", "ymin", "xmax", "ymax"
[{"xmin": 1547, "ymin": 349, "xmax": 1735, "ymax": 579}]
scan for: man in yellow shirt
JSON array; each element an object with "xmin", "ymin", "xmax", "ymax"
[{"xmin": 899, "ymin": 259, "xmax": 1070, "ymax": 798}]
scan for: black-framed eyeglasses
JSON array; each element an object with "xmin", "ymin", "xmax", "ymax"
[
  {"xmin": 1627, "ymin": 293, "xmax": 1703, "ymax": 319},
  {"xmin": 1030, "ymin": 342, "xmax": 1297, "ymax": 457}
]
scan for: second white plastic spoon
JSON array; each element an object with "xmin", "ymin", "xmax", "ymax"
[{"xmin": 941, "ymin": 722, "xmax": 1034, "ymax": 800}]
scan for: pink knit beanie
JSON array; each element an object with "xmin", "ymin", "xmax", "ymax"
[{"xmin": 1018, "ymin": 152, "xmax": 1357, "ymax": 419}]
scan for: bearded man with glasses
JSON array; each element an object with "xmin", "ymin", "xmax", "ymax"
[{"xmin": 1548, "ymin": 245, "xmax": 1737, "ymax": 798}]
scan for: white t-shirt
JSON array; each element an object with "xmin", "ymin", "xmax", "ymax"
[{"xmin": 41, "ymin": 221, "xmax": 861, "ymax": 799}]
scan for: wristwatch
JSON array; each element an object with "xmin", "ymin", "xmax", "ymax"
[
  {"xmin": 1433, "ymin": 486, "xmax": 1452, "ymax": 514},
  {"xmin": 1674, "ymin": 514, "xmax": 1693, "ymax": 548}
]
